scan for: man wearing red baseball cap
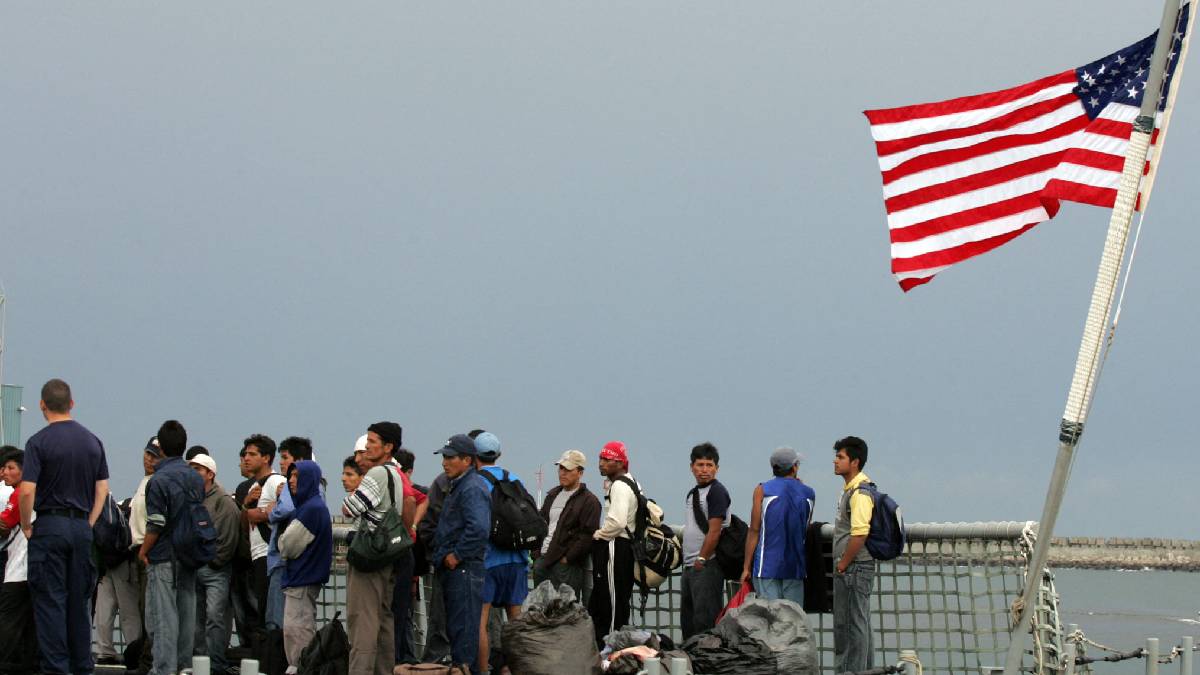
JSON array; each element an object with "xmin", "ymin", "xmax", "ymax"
[{"xmin": 588, "ymin": 441, "xmax": 644, "ymax": 647}]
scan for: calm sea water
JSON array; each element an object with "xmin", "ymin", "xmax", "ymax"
[{"xmin": 1053, "ymin": 568, "xmax": 1200, "ymax": 674}]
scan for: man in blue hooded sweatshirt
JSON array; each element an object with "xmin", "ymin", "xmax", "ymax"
[{"xmin": 277, "ymin": 460, "xmax": 332, "ymax": 673}]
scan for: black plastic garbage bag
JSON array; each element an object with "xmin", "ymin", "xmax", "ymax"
[
  {"xmin": 682, "ymin": 623, "xmax": 776, "ymax": 675},
  {"xmin": 723, "ymin": 597, "xmax": 817, "ymax": 674},
  {"xmin": 602, "ymin": 628, "xmax": 659, "ymax": 652},
  {"xmin": 501, "ymin": 581, "xmax": 601, "ymax": 675}
]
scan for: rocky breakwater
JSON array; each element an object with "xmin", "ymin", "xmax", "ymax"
[{"xmin": 1048, "ymin": 536, "xmax": 1200, "ymax": 571}]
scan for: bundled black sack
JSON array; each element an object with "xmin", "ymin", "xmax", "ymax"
[
  {"xmin": 682, "ymin": 622, "xmax": 776, "ymax": 675},
  {"xmin": 502, "ymin": 581, "xmax": 600, "ymax": 675}
]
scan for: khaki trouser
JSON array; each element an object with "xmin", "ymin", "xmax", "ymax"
[
  {"xmin": 346, "ymin": 565, "xmax": 397, "ymax": 675},
  {"xmin": 282, "ymin": 585, "xmax": 320, "ymax": 667}
]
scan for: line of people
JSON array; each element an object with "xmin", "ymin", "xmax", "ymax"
[{"xmin": 0, "ymin": 378, "xmax": 881, "ymax": 675}]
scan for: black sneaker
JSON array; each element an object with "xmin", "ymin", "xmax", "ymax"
[{"xmin": 96, "ymin": 655, "xmax": 123, "ymax": 666}]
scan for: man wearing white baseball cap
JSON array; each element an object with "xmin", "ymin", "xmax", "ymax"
[
  {"xmin": 532, "ymin": 450, "xmax": 601, "ymax": 600},
  {"xmin": 188, "ymin": 452, "xmax": 242, "ymax": 675}
]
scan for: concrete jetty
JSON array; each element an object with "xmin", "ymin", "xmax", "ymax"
[{"xmin": 1047, "ymin": 536, "xmax": 1200, "ymax": 571}]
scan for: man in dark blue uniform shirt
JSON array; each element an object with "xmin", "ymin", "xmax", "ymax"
[{"xmin": 19, "ymin": 379, "xmax": 110, "ymax": 675}]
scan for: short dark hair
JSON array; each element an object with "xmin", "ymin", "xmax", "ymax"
[
  {"xmin": 396, "ymin": 448, "xmax": 415, "ymax": 473},
  {"xmin": 243, "ymin": 434, "xmax": 277, "ymax": 462},
  {"xmin": 185, "ymin": 446, "xmax": 210, "ymax": 461},
  {"xmin": 40, "ymin": 378, "xmax": 72, "ymax": 413},
  {"xmin": 690, "ymin": 442, "xmax": 720, "ymax": 465},
  {"xmin": 0, "ymin": 446, "xmax": 23, "ymax": 467},
  {"xmin": 834, "ymin": 436, "xmax": 868, "ymax": 470},
  {"xmin": 279, "ymin": 436, "xmax": 314, "ymax": 462},
  {"xmin": 468, "ymin": 429, "xmax": 486, "ymax": 439},
  {"xmin": 772, "ymin": 464, "xmax": 792, "ymax": 477},
  {"xmin": 157, "ymin": 420, "xmax": 188, "ymax": 457},
  {"xmin": 342, "ymin": 455, "xmax": 363, "ymax": 475}
]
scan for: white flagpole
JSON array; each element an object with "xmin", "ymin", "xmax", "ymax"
[{"xmin": 1001, "ymin": 2, "xmax": 1186, "ymax": 673}]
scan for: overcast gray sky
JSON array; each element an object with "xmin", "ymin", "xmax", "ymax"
[{"xmin": 2, "ymin": 2, "xmax": 1196, "ymax": 538}]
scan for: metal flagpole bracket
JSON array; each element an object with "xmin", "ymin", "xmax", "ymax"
[{"xmin": 1058, "ymin": 420, "xmax": 1084, "ymax": 445}]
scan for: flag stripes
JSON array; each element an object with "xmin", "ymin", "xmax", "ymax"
[{"xmin": 864, "ymin": 4, "xmax": 1189, "ymax": 290}]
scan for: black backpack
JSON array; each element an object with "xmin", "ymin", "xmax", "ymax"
[
  {"xmin": 615, "ymin": 476, "xmax": 678, "ymax": 579},
  {"xmin": 94, "ymin": 494, "xmax": 134, "ymax": 570},
  {"xmin": 479, "ymin": 469, "xmax": 547, "ymax": 551},
  {"xmin": 687, "ymin": 485, "xmax": 748, "ymax": 580},
  {"xmin": 171, "ymin": 486, "xmax": 218, "ymax": 569},
  {"xmin": 297, "ymin": 611, "xmax": 350, "ymax": 675}
]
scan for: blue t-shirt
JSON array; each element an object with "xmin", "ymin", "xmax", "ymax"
[
  {"xmin": 479, "ymin": 465, "xmax": 530, "ymax": 569},
  {"xmin": 23, "ymin": 420, "xmax": 110, "ymax": 513}
]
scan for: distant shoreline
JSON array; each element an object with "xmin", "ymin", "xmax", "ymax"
[{"xmin": 1046, "ymin": 536, "xmax": 1200, "ymax": 572}]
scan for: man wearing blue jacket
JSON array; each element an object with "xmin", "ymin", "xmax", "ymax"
[
  {"xmin": 739, "ymin": 446, "xmax": 816, "ymax": 603},
  {"xmin": 278, "ymin": 460, "xmax": 333, "ymax": 673},
  {"xmin": 139, "ymin": 420, "xmax": 205, "ymax": 675},
  {"xmin": 431, "ymin": 435, "xmax": 490, "ymax": 674}
]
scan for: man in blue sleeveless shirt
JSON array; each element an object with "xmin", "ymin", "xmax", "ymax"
[
  {"xmin": 740, "ymin": 446, "xmax": 815, "ymax": 604},
  {"xmin": 20, "ymin": 379, "xmax": 110, "ymax": 675}
]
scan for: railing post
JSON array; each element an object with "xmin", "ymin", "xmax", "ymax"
[
  {"xmin": 1147, "ymin": 638, "xmax": 1160, "ymax": 675},
  {"xmin": 1181, "ymin": 636, "xmax": 1193, "ymax": 675},
  {"xmin": 1064, "ymin": 624, "xmax": 1078, "ymax": 675}
]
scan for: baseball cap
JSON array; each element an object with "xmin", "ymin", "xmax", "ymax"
[
  {"xmin": 188, "ymin": 454, "xmax": 218, "ymax": 475},
  {"xmin": 354, "ymin": 434, "xmax": 368, "ymax": 453},
  {"xmin": 599, "ymin": 440, "xmax": 628, "ymax": 465},
  {"xmin": 474, "ymin": 432, "xmax": 501, "ymax": 460},
  {"xmin": 144, "ymin": 436, "xmax": 163, "ymax": 459},
  {"xmin": 769, "ymin": 446, "xmax": 800, "ymax": 471},
  {"xmin": 555, "ymin": 449, "xmax": 587, "ymax": 471},
  {"xmin": 436, "ymin": 434, "xmax": 477, "ymax": 457}
]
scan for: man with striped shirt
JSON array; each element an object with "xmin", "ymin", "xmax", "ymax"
[{"xmin": 342, "ymin": 422, "xmax": 415, "ymax": 675}]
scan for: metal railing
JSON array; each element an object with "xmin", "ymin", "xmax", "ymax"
[{"xmin": 98, "ymin": 519, "xmax": 1083, "ymax": 674}]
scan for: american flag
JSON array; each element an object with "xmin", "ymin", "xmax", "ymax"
[{"xmin": 865, "ymin": 2, "xmax": 1192, "ymax": 291}]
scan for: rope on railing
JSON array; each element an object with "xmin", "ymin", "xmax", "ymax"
[{"xmin": 1063, "ymin": 629, "xmax": 1200, "ymax": 666}]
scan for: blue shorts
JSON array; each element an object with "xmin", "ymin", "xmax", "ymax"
[{"xmin": 482, "ymin": 562, "xmax": 529, "ymax": 607}]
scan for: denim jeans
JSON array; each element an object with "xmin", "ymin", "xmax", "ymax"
[
  {"xmin": 147, "ymin": 561, "xmax": 197, "ymax": 675},
  {"xmin": 420, "ymin": 572, "xmax": 451, "ymax": 664},
  {"xmin": 680, "ymin": 562, "xmax": 726, "ymax": 639},
  {"xmin": 438, "ymin": 561, "xmax": 484, "ymax": 674},
  {"xmin": 194, "ymin": 564, "xmax": 232, "ymax": 675},
  {"xmin": 833, "ymin": 560, "xmax": 875, "ymax": 674},
  {"xmin": 265, "ymin": 566, "xmax": 284, "ymax": 631},
  {"xmin": 752, "ymin": 577, "xmax": 805, "ymax": 605}
]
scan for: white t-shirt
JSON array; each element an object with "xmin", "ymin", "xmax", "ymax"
[
  {"xmin": 250, "ymin": 473, "xmax": 286, "ymax": 561},
  {"xmin": 4, "ymin": 513, "xmax": 33, "ymax": 582}
]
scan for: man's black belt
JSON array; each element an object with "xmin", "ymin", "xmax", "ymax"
[{"xmin": 41, "ymin": 508, "xmax": 87, "ymax": 519}]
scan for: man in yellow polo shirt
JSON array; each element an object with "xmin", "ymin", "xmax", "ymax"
[{"xmin": 832, "ymin": 436, "xmax": 875, "ymax": 674}]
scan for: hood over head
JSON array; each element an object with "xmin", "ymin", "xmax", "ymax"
[{"xmin": 292, "ymin": 460, "xmax": 322, "ymax": 505}]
